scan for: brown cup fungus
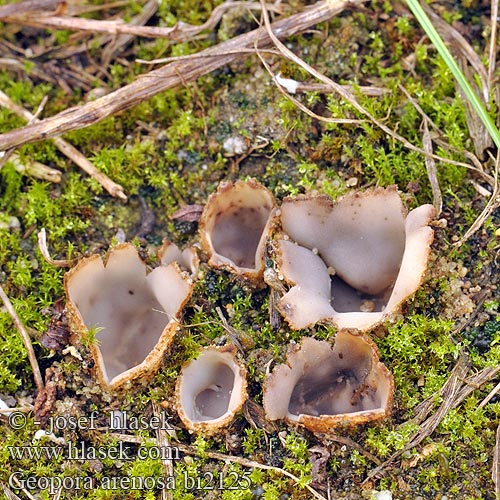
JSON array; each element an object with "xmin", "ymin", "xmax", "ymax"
[
  {"xmin": 199, "ymin": 179, "xmax": 276, "ymax": 283},
  {"xmin": 275, "ymin": 187, "xmax": 436, "ymax": 330},
  {"xmin": 263, "ymin": 332, "xmax": 393, "ymax": 432},
  {"xmin": 175, "ymin": 345, "xmax": 247, "ymax": 435},
  {"xmin": 65, "ymin": 243, "xmax": 193, "ymax": 390}
]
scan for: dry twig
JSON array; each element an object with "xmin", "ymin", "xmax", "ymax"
[
  {"xmin": 494, "ymin": 421, "xmax": 500, "ymax": 499},
  {"xmin": 152, "ymin": 402, "xmax": 174, "ymax": 500},
  {"xmin": 174, "ymin": 442, "xmax": 328, "ymax": 500},
  {"xmin": 2, "ymin": 482, "xmax": 24, "ymax": 500},
  {"xmin": 366, "ymin": 354, "xmax": 470, "ymax": 480},
  {"xmin": 0, "ymin": 90, "xmax": 126, "ymax": 199},
  {"xmin": 0, "ymin": 1, "xmax": 284, "ymax": 41},
  {"xmin": 2, "ymin": 152, "xmax": 61, "ymax": 182},
  {"xmin": 422, "ymin": 119, "xmax": 442, "ymax": 215},
  {"xmin": 37, "ymin": 228, "xmax": 74, "ymax": 267},
  {"xmin": 256, "ymin": 0, "xmax": 484, "ymax": 176},
  {"xmin": 107, "ymin": 431, "xmax": 327, "ymax": 499},
  {"xmin": 454, "ymin": 151, "xmax": 500, "ymax": 246},
  {"xmin": 100, "ymin": 0, "xmax": 159, "ymax": 67},
  {"xmin": 0, "ymin": 0, "xmax": 366, "ymax": 151},
  {"xmin": 0, "ymin": 285, "xmax": 44, "ymax": 393},
  {"xmin": 366, "ymin": 354, "xmax": 500, "ymax": 481}
]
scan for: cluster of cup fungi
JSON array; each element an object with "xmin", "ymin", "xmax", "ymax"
[{"xmin": 64, "ymin": 179, "xmax": 436, "ymax": 435}]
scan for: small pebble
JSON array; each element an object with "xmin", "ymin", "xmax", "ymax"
[
  {"xmin": 372, "ymin": 491, "xmax": 392, "ymax": 500},
  {"xmin": 223, "ymin": 136, "xmax": 248, "ymax": 156},
  {"xmin": 360, "ymin": 300, "xmax": 375, "ymax": 312}
]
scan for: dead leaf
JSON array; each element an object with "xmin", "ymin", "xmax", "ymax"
[{"xmin": 170, "ymin": 204, "xmax": 204, "ymax": 223}]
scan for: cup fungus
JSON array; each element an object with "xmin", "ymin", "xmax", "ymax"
[
  {"xmin": 175, "ymin": 345, "xmax": 247, "ymax": 435},
  {"xmin": 65, "ymin": 243, "xmax": 193, "ymax": 390},
  {"xmin": 158, "ymin": 239, "xmax": 199, "ymax": 277},
  {"xmin": 275, "ymin": 187, "xmax": 436, "ymax": 330},
  {"xmin": 263, "ymin": 332, "xmax": 393, "ymax": 432},
  {"xmin": 199, "ymin": 179, "xmax": 276, "ymax": 284}
]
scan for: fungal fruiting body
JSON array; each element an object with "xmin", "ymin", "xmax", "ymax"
[
  {"xmin": 199, "ymin": 179, "xmax": 276, "ymax": 284},
  {"xmin": 65, "ymin": 243, "xmax": 193, "ymax": 390},
  {"xmin": 175, "ymin": 345, "xmax": 247, "ymax": 435},
  {"xmin": 158, "ymin": 239, "xmax": 199, "ymax": 277},
  {"xmin": 275, "ymin": 187, "xmax": 436, "ymax": 330},
  {"xmin": 263, "ymin": 332, "xmax": 393, "ymax": 432}
]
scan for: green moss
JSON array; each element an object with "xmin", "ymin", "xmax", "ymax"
[{"xmin": 0, "ymin": 0, "xmax": 497, "ymax": 497}]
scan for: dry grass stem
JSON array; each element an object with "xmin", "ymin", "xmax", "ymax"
[
  {"xmin": 257, "ymin": 50, "xmax": 366, "ymax": 125},
  {"xmin": 479, "ymin": 380, "xmax": 500, "ymax": 409},
  {"xmin": 0, "ymin": 1, "xmax": 284, "ymax": 41},
  {"xmin": 366, "ymin": 354, "xmax": 471, "ymax": 480},
  {"xmin": 488, "ymin": 0, "xmax": 499, "ymax": 103},
  {"xmin": 3, "ymin": 153, "xmax": 61, "ymax": 182},
  {"xmin": 2, "ymin": 482, "xmax": 23, "ymax": 500},
  {"xmin": 136, "ymin": 48, "xmax": 282, "ymax": 65},
  {"xmin": 368, "ymin": 356, "xmax": 500, "ymax": 481},
  {"xmin": 7, "ymin": 475, "xmax": 39, "ymax": 500},
  {"xmin": 152, "ymin": 403, "xmax": 174, "ymax": 500},
  {"xmin": 0, "ymin": 0, "xmax": 61, "ymax": 18},
  {"xmin": 0, "ymin": 285, "xmax": 44, "ymax": 393},
  {"xmin": 422, "ymin": 119, "xmax": 442, "ymax": 215},
  {"xmin": 101, "ymin": 0, "xmax": 159, "ymax": 67},
  {"xmin": 494, "ymin": 420, "xmax": 500, "ymax": 499},
  {"xmin": 455, "ymin": 152, "xmax": 500, "ymax": 246},
  {"xmin": 419, "ymin": 2, "xmax": 494, "ymax": 156},
  {"xmin": 0, "ymin": 90, "xmax": 127, "ymax": 199},
  {"xmin": 399, "ymin": 84, "xmax": 491, "ymax": 185},
  {"xmin": 294, "ymin": 82, "xmax": 390, "ymax": 97},
  {"xmin": 257, "ymin": 0, "xmax": 484, "ymax": 176},
  {"xmin": 37, "ymin": 229, "xmax": 74, "ymax": 267},
  {"xmin": 421, "ymin": 2, "xmax": 488, "ymax": 97},
  {"xmin": 0, "ymin": 0, "xmax": 359, "ymax": 152},
  {"xmin": 106, "ymin": 432, "xmax": 327, "ymax": 500},
  {"xmin": 173, "ymin": 442, "xmax": 329, "ymax": 500}
]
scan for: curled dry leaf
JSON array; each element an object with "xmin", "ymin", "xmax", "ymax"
[{"xmin": 170, "ymin": 204, "xmax": 204, "ymax": 223}]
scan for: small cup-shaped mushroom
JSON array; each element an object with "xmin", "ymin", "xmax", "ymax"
[
  {"xmin": 263, "ymin": 332, "xmax": 393, "ymax": 432},
  {"xmin": 65, "ymin": 243, "xmax": 193, "ymax": 390},
  {"xmin": 175, "ymin": 345, "xmax": 247, "ymax": 435},
  {"xmin": 158, "ymin": 239, "xmax": 199, "ymax": 277},
  {"xmin": 276, "ymin": 187, "xmax": 435, "ymax": 330},
  {"xmin": 199, "ymin": 179, "xmax": 276, "ymax": 283}
]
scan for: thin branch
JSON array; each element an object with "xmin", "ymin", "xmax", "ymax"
[
  {"xmin": 2, "ymin": 152, "xmax": 61, "ymax": 182},
  {"xmin": 1, "ymin": 1, "xmax": 284, "ymax": 41},
  {"xmin": 0, "ymin": 0, "xmax": 61, "ymax": 17},
  {"xmin": 0, "ymin": 285, "xmax": 44, "ymax": 393},
  {"xmin": 37, "ymin": 229, "xmax": 74, "ymax": 267},
  {"xmin": 257, "ymin": 0, "xmax": 484, "ymax": 176},
  {"xmin": 101, "ymin": 0, "xmax": 159, "ymax": 67},
  {"xmin": 257, "ymin": 49, "xmax": 365, "ymax": 125},
  {"xmin": 106, "ymin": 431, "xmax": 327, "ymax": 499},
  {"xmin": 175, "ymin": 442, "xmax": 328, "ymax": 500},
  {"xmin": 422, "ymin": 119, "xmax": 442, "ymax": 215},
  {"xmin": 0, "ymin": 0, "xmax": 360, "ymax": 152},
  {"xmin": 494, "ymin": 420, "xmax": 500, "ymax": 499},
  {"xmin": 0, "ymin": 90, "xmax": 126, "ymax": 199}
]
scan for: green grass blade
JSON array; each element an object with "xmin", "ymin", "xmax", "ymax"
[{"xmin": 406, "ymin": 0, "xmax": 500, "ymax": 151}]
